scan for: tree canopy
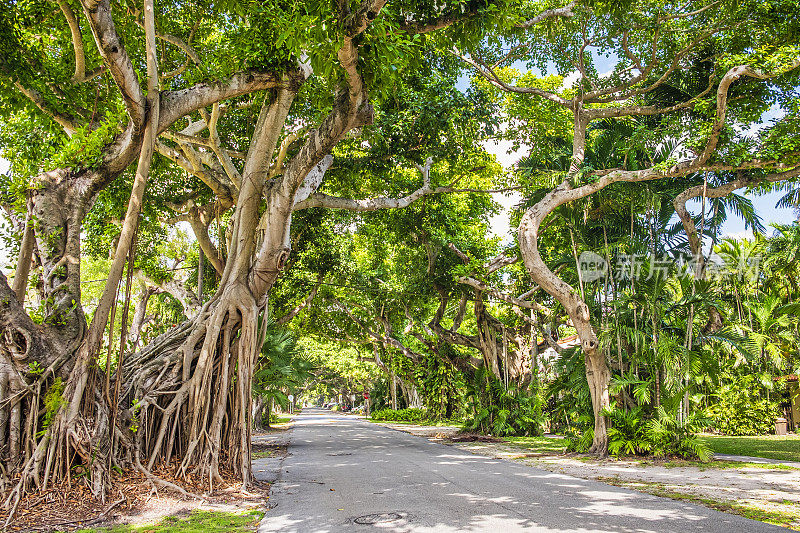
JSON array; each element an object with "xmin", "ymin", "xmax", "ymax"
[{"xmin": 0, "ymin": 0, "xmax": 799, "ymax": 519}]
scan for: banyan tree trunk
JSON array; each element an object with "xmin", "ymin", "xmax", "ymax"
[
  {"xmin": 1, "ymin": 91, "xmax": 301, "ymax": 513},
  {"xmin": 3, "ymin": 6, "xmax": 375, "ymax": 508},
  {"xmin": 518, "ymin": 193, "xmax": 611, "ymax": 456}
]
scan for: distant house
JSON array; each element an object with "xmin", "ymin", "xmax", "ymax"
[
  {"xmin": 539, "ymin": 334, "xmax": 581, "ymax": 359},
  {"xmin": 537, "ymin": 334, "xmax": 582, "ymax": 378}
]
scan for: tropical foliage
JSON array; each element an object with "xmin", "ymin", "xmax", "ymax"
[{"xmin": 0, "ymin": 0, "xmax": 799, "ymax": 515}]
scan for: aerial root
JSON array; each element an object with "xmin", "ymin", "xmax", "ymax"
[{"xmin": 134, "ymin": 458, "xmax": 203, "ymax": 501}]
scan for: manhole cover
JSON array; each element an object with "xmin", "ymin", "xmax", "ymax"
[{"xmin": 353, "ymin": 512, "xmax": 403, "ymax": 525}]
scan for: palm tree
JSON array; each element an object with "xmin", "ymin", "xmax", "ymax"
[
  {"xmin": 253, "ymin": 324, "xmax": 315, "ymax": 429},
  {"xmin": 740, "ymin": 295, "xmax": 797, "ymax": 374},
  {"xmin": 764, "ymin": 223, "xmax": 800, "ymax": 302}
]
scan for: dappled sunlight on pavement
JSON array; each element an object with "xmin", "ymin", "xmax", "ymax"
[{"xmin": 255, "ymin": 409, "xmax": 787, "ymax": 532}]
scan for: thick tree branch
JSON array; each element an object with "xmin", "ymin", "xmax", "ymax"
[
  {"xmin": 58, "ymin": 0, "xmax": 86, "ymax": 83},
  {"xmin": 294, "ymin": 160, "xmax": 519, "ymax": 211},
  {"xmin": 79, "ymin": 0, "xmax": 146, "ymax": 127},
  {"xmin": 698, "ymin": 59, "xmax": 800, "ymax": 165},
  {"xmin": 187, "ymin": 209, "xmax": 225, "ymax": 276},
  {"xmin": 516, "ymin": 1, "xmax": 576, "ymax": 28},
  {"xmin": 157, "ymin": 70, "xmax": 303, "ymax": 135},
  {"xmin": 673, "ymin": 166, "xmax": 800, "ymax": 266}
]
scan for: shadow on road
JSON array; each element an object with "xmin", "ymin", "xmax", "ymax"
[{"xmin": 256, "ymin": 409, "xmax": 786, "ymax": 532}]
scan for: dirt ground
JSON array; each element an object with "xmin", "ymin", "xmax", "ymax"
[
  {"xmin": 1, "ymin": 424, "xmax": 293, "ymax": 532},
  {"xmin": 1, "ymin": 469, "xmax": 270, "ymax": 532},
  {"xmin": 376, "ymin": 422, "xmax": 800, "ymax": 528}
]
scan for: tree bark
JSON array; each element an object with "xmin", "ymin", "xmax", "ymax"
[{"xmin": 11, "ymin": 215, "xmax": 35, "ymax": 303}]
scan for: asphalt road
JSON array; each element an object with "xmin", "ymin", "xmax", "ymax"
[{"xmin": 256, "ymin": 409, "xmax": 787, "ymax": 532}]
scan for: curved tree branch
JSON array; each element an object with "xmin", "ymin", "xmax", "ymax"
[
  {"xmin": 57, "ymin": 0, "xmax": 86, "ymax": 83},
  {"xmin": 157, "ymin": 70, "xmax": 303, "ymax": 135},
  {"xmin": 516, "ymin": 1, "xmax": 576, "ymax": 28},
  {"xmin": 79, "ymin": 0, "xmax": 146, "ymax": 127},
  {"xmin": 673, "ymin": 166, "xmax": 800, "ymax": 271}
]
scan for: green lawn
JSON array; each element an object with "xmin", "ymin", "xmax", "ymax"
[
  {"xmin": 700, "ymin": 435, "xmax": 800, "ymax": 463},
  {"xmin": 369, "ymin": 419, "xmax": 463, "ymax": 427},
  {"xmin": 67, "ymin": 510, "xmax": 263, "ymax": 533},
  {"xmin": 501, "ymin": 436, "xmax": 568, "ymax": 455}
]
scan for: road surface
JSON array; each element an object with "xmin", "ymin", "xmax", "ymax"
[{"xmin": 256, "ymin": 409, "xmax": 786, "ymax": 532}]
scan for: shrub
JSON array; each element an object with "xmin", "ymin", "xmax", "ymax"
[
  {"xmin": 567, "ymin": 406, "xmax": 712, "ymax": 461},
  {"xmin": 709, "ymin": 376, "xmax": 781, "ymax": 436},
  {"xmin": 462, "ymin": 369, "xmax": 544, "ymax": 437},
  {"xmin": 606, "ymin": 407, "xmax": 650, "ymax": 456},
  {"xmin": 646, "ymin": 408, "xmax": 712, "ymax": 461},
  {"xmin": 371, "ymin": 408, "xmax": 427, "ymax": 422}
]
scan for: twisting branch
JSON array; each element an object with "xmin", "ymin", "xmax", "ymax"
[
  {"xmin": 279, "ymin": 0, "xmax": 386, "ymax": 197},
  {"xmin": 397, "ymin": 1, "xmax": 494, "ymax": 34},
  {"xmin": 673, "ymin": 166, "xmax": 800, "ymax": 270},
  {"xmin": 446, "ymin": 243, "xmax": 544, "ymax": 312},
  {"xmin": 293, "ymin": 157, "xmax": 520, "ymax": 212},
  {"xmin": 516, "ymin": 1, "xmax": 576, "ymax": 28},
  {"xmin": 657, "ymin": 0, "xmax": 721, "ymax": 22},
  {"xmin": 57, "ymin": 0, "xmax": 86, "ymax": 83},
  {"xmin": 582, "ymin": 28, "xmax": 718, "ymax": 105},
  {"xmin": 455, "ymin": 50, "xmax": 570, "ymax": 106},
  {"xmin": 79, "ymin": 0, "xmax": 146, "ymax": 127},
  {"xmin": 697, "ymin": 59, "xmax": 800, "ymax": 165},
  {"xmin": 187, "ymin": 208, "xmax": 226, "ymax": 276},
  {"xmin": 514, "ymin": 57, "xmax": 800, "ymax": 454},
  {"xmin": 249, "ymin": 1, "xmax": 385, "ymax": 299},
  {"xmin": 457, "ymin": 276, "xmax": 550, "ymax": 313},
  {"xmin": 293, "ymin": 157, "xmax": 432, "ymax": 211}
]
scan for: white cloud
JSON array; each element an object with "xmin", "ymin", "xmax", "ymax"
[
  {"xmin": 561, "ymin": 70, "xmax": 581, "ymax": 89},
  {"xmin": 720, "ymin": 230, "xmax": 754, "ymax": 241}
]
